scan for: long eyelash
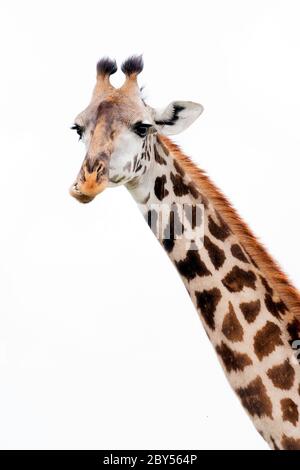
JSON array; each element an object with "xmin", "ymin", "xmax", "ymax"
[
  {"xmin": 136, "ymin": 120, "xmax": 152, "ymax": 126},
  {"xmin": 71, "ymin": 124, "xmax": 84, "ymax": 140},
  {"xmin": 132, "ymin": 121, "xmax": 152, "ymax": 137}
]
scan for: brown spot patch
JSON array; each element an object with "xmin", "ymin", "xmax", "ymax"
[
  {"xmin": 267, "ymin": 359, "xmax": 295, "ymax": 390},
  {"xmin": 222, "ymin": 266, "xmax": 257, "ymax": 293},
  {"xmin": 195, "ymin": 287, "xmax": 221, "ymax": 330},
  {"xmin": 270, "ymin": 437, "xmax": 280, "ymax": 450},
  {"xmin": 175, "ymin": 250, "xmax": 211, "ymax": 281},
  {"xmin": 208, "ymin": 214, "xmax": 231, "ymax": 241},
  {"xmin": 265, "ymin": 294, "xmax": 288, "ymax": 320},
  {"xmin": 260, "ymin": 276, "xmax": 273, "ymax": 295},
  {"xmin": 248, "ymin": 253, "xmax": 259, "ymax": 268},
  {"xmin": 202, "ymin": 195, "xmax": 209, "ymax": 208},
  {"xmin": 188, "ymin": 182, "xmax": 200, "ymax": 199},
  {"xmin": 154, "ymin": 145, "xmax": 167, "ymax": 165},
  {"xmin": 216, "ymin": 341, "xmax": 252, "ymax": 372},
  {"xmin": 281, "ymin": 435, "xmax": 300, "ymax": 450},
  {"xmin": 170, "ymin": 172, "xmax": 190, "ymax": 197},
  {"xmin": 287, "ymin": 318, "xmax": 300, "ymax": 346},
  {"xmin": 222, "ymin": 302, "xmax": 244, "ymax": 342},
  {"xmin": 204, "ymin": 236, "xmax": 225, "ymax": 270},
  {"xmin": 240, "ymin": 299, "xmax": 261, "ymax": 323},
  {"xmin": 157, "ymin": 137, "xmax": 170, "ymax": 155},
  {"xmin": 236, "ymin": 376, "xmax": 273, "ymax": 419},
  {"xmin": 281, "ymin": 398, "xmax": 299, "ymax": 426},
  {"xmin": 254, "ymin": 321, "xmax": 283, "ymax": 361},
  {"xmin": 173, "ymin": 159, "xmax": 184, "ymax": 176},
  {"xmin": 154, "ymin": 175, "xmax": 169, "ymax": 201},
  {"xmin": 132, "ymin": 154, "xmax": 138, "ymax": 171},
  {"xmin": 231, "ymin": 244, "xmax": 249, "ymax": 263}
]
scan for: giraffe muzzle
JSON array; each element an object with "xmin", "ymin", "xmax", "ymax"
[{"xmin": 70, "ymin": 156, "xmax": 109, "ymax": 203}]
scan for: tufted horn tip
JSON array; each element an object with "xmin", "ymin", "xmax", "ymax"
[
  {"xmin": 121, "ymin": 55, "xmax": 144, "ymax": 77},
  {"xmin": 96, "ymin": 57, "xmax": 117, "ymax": 77}
]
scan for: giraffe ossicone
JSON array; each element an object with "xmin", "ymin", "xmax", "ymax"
[{"xmin": 70, "ymin": 55, "xmax": 300, "ymax": 450}]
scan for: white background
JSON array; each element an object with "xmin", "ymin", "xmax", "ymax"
[{"xmin": 0, "ymin": 0, "xmax": 300, "ymax": 450}]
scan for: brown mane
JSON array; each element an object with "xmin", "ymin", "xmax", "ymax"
[{"xmin": 160, "ymin": 134, "xmax": 300, "ymax": 321}]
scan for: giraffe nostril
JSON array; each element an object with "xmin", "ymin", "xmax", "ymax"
[{"xmin": 97, "ymin": 162, "xmax": 105, "ymax": 175}]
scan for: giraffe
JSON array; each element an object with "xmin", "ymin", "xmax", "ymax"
[{"xmin": 69, "ymin": 56, "xmax": 300, "ymax": 450}]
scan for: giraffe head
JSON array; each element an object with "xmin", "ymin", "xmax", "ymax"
[{"xmin": 70, "ymin": 56, "xmax": 203, "ymax": 203}]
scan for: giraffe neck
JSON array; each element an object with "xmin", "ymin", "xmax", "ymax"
[{"xmin": 127, "ymin": 133, "xmax": 300, "ymax": 450}]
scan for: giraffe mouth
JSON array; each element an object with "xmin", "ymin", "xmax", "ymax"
[{"xmin": 69, "ymin": 182, "xmax": 95, "ymax": 204}]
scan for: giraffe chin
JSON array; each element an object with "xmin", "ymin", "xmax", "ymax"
[{"xmin": 69, "ymin": 180, "xmax": 108, "ymax": 204}]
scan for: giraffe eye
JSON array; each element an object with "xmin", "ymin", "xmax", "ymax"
[
  {"xmin": 71, "ymin": 123, "xmax": 84, "ymax": 140},
  {"xmin": 132, "ymin": 121, "xmax": 152, "ymax": 138}
]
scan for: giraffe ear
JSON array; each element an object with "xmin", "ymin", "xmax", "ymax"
[{"xmin": 153, "ymin": 101, "xmax": 203, "ymax": 135}]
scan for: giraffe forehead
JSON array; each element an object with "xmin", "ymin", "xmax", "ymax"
[
  {"xmin": 77, "ymin": 93, "xmax": 147, "ymax": 129},
  {"xmin": 96, "ymin": 97, "xmax": 143, "ymax": 123}
]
